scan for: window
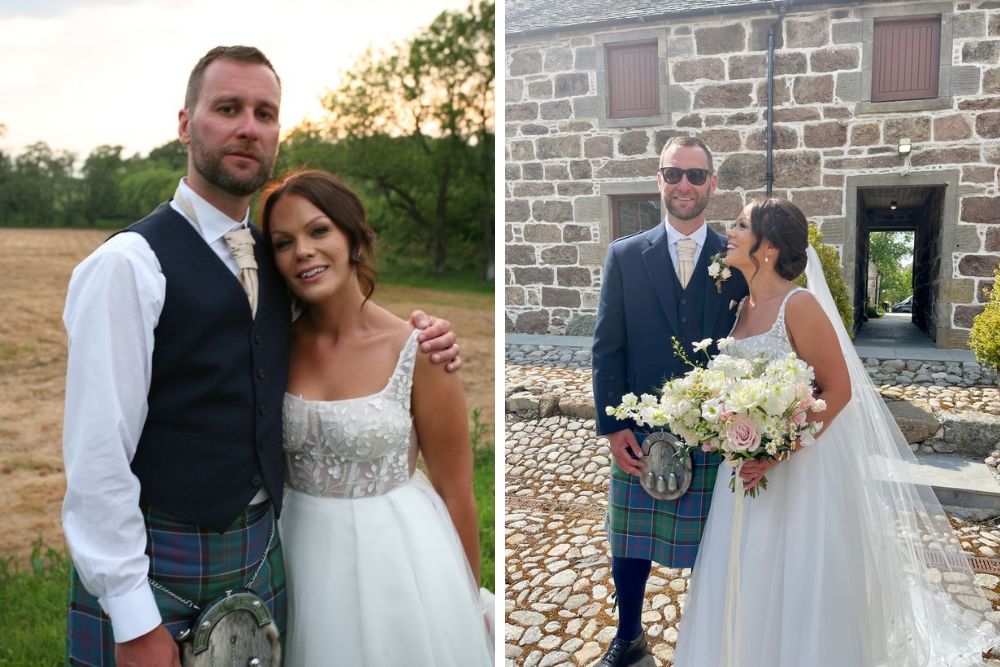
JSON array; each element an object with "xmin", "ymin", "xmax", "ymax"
[
  {"xmin": 606, "ymin": 41, "xmax": 659, "ymax": 118},
  {"xmin": 871, "ymin": 18, "xmax": 940, "ymax": 103},
  {"xmin": 612, "ymin": 194, "xmax": 660, "ymax": 239}
]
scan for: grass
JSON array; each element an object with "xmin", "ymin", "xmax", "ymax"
[
  {"xmin": 0, "ymin": 544, "xmax": 69, "ymax": 666},
  {"xmin": 380, "ymin": 267, "xmax": 494, "ymax": 295},
  {"xmin": 470, "ymin": 407, "xmax": 496, "ymax": 592},
  {"xmin": 0, "ymin": 412, "xmax": 495, "ymax": 663}
]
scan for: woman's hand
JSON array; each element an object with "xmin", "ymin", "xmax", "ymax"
[{"xmin": 739, "ymin": 457, "xmax": 780, "ymax": 490}]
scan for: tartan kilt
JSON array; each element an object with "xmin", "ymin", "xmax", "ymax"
[
  {"xmin": 66, "ymin": 501, "xmax": 286, "ymax": 667},
  {"xmin": 607, "ymin": 431, "xmax": 722, "ymax": 568}
]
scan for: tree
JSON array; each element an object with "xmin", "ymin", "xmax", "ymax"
[
  {"xmin": 315, "ymin": 1, "xmax": 494, "ymax": 277},
  {"xmin": 82, "ymin": 145, "xmax": 125, "ymax": 225},
  {"xmin": 796, "ymin": 225, "xmax": 854, "ymax": 336},
  {"xmin": 868, "ymin": 231, "xmax": 914, "ymax": 307},
  {"xmin": 9, "ymin": 142, "xmax": 78, "ymax": 226}
]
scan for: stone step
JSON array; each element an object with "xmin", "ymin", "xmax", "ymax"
[{"xmin": 902, "ymin": 454, "xmax": 1000, "ymax": 520}]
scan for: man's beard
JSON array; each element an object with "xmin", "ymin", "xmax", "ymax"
[
  {"xmin": 189, "ymin": 131, "xmax": 274, "ymax": 197},
  {"xmin": 663, "ymin": 189, "xmax": 710, "ymax": 221}
]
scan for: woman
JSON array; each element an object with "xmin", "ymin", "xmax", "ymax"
[
  {"xmin": 261, "ymin": 170, "xmax": 492, "ymax": 666},
  {"xmin": 674, "ymin": 198, "xmax": 997, "ymax": 666}
]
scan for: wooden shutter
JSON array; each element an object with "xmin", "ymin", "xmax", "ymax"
[
  {"xmin": 607, "ymin": 42, "xmax": 659, "ymax": 118},
  {"xmin": 612, "ymin": 195, "xmax": 660, "ymax": 239},
  {"xmin": 871, "ymin": 18, "xmax": 940, "ymax": 102}
]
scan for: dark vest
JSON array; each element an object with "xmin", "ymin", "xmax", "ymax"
[
  {"xmin": 124, "ymin": 203, "xmax": 290, "ymax": 532},
  {"xmin": 674, "ymin": 251, "xmax": 709, "ymax": 350}
]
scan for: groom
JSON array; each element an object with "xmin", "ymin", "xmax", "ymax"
[
  {"xmin": 591, "ymin": 136, "xmax": 749, "ymax": 665},
  {"xmin": 62, "ymin": 45, "xmax": 460, "ymax": 666}
]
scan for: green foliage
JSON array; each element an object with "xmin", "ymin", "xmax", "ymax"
[
  {"xmin": 0, "ymin": 543, "xmax": 70, "ymax": 666},
  {"xmin": 469, "ymin": 407, "xmax": 495, "ymax": 591},
  {"xmin": 82, "ymin": 145, "xmax": 126, "ymax": 225},
  {"xmin": 868, "ymin": 232, "xmax": 914, "ymax": 306},
  {"xmin": 304, "ymin": 1, "xmax": 495, "ymax": 279},
  {"xmin": 969, "ymin": 267, "xmax": 1000, "ymax": 370},
  {"xmin": 795, "ymin": 225, "xmax": 855, "ymax": 337}
]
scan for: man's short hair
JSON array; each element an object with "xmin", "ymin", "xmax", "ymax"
[
  {"xmin": 185, "ymin": 45, "xmax": 281, "ymax": 110},
  {"xmin": 659, "ymin": 136, "xmax": 714, "ymax": 173}
]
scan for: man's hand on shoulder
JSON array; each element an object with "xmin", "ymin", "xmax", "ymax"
[
  {"xmin": 115, "ymin": 625, "xmax": 181, "ymax": 667},
  {"xmin": 409, "ymin": 309, "xmax": 461, "ymax": 372},
  {"xmin": 608, "ymin": 429, "xmax": 644, "ymax": 476}
]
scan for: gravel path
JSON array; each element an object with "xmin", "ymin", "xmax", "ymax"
[{"xmin": 504, "ymin": 347, "xmax": 1000, "ymax": 667}]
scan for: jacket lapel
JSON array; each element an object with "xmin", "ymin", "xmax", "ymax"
[
  {"xmin": 642, "ymin": 225, "xmax": 682, "ymax": 336},
  {"xmin": 701, "ymin": 227, "xmax": 730, "ymax": 335}
]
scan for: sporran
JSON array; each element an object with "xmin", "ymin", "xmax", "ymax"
[{"xmin": 639, "ymin": 431, "xmax": 693, "ymax": 501}]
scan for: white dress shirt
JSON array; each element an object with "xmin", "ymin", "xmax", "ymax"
[
  {"xmin": 61, "ymin": 179, "xmax": 253, "ymax": 642},
  {"xmin": 664, "ymin": 219, "xmax": 708, "ymax": 271}
]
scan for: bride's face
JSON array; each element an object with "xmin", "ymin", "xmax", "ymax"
[
  {"xmin": 268, "ymin": 193, "xmax": 358, "ymax": 304},
  {"xmin": 725, "ymin": 203, "xmax": 773, "ymax": 270}
]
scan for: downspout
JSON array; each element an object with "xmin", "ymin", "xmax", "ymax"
[{"xmin": 766, "ymin": 2, "xmax": 789, "ymax": 196}]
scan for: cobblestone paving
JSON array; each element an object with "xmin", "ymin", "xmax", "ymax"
[{"xmin": 505, "ymin": 347, "xmax": 1000, "ymax": 667}]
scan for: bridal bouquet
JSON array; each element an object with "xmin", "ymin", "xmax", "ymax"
[{"xmin": 606, "ymin": 337, "xmax": 825, "ymax": 496}]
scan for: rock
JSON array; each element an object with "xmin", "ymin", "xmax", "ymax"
[
  {"xmin": 943, "ymin": 412, "xmax": 1000, "ymax": 456},
  {"xmin": 885, "ymin": 400, "xmax": 941, "ymax": 443}
]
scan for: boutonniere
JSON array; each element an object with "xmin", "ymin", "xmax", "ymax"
[{"xmin": 707, "ymin": 253, "xmax": 731, "ymax": 293}]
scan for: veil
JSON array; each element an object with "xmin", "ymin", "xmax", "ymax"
[{"xmin": 804, "ymin": 245, "xmax": 998, "ymax": 665}]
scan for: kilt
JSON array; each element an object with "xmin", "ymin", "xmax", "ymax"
[
  {"xmin": 607, "ymin": 431, "xmax": 722, "ymax": 568},
  {"xmin": 66, "ymin": 501, "xmax": 286, "ymax": 667}
]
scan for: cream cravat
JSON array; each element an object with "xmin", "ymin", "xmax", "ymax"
[
  {"xmin": 223, "ymin": 228, "xmax": 259, "ymax": 319},
  {"xmin": 676, "ymin": 237, "xmax": 697, "ymax": 289}
]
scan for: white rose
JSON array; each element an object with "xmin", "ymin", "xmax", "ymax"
[{"xmin": 692, "ymin": 338, "xmax": 713, "ymax": 353}]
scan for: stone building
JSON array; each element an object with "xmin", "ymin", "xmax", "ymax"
[{"xmin": 505, "ymin": 0, "xmax": 1000, "ymax": 347}]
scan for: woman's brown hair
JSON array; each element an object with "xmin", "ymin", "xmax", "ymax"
[{"xmin": 745, "ymin": 197, "xmax": 809, "ymax": 282}]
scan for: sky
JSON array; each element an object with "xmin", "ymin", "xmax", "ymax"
[{"xmin": 0, "ymin": 0, "xmax": 471, "ymax": 162}]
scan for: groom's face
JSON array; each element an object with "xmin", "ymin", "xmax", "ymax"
[{"xmin": 658, "ymin": 146, "xmax": 716, "ymax": 223}]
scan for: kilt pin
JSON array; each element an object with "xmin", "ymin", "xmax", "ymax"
[
  {"xmin": 593, "ymin": 223, "xmax": 748, "ymax": 568},
  {"xmin": 66, "ymin": 502, "xmax": 286, "ymax": 666}
]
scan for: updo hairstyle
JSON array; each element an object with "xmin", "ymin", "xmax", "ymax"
[{"xmin": 746, "ymin": 197, "xmax": 809, "ymax": 281}]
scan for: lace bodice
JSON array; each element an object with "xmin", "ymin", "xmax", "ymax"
[
  {"xmin": 725, "ymin": 288, "xmax": 804, "ymax": 362},
  {"xmin": 282, "ymin": 329, "xmax": 419, "ymax": 498}
]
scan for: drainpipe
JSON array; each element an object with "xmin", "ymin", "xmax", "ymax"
[{"xmin": 766, "ymin": 2, "xmax": 789, "ymax": 196}]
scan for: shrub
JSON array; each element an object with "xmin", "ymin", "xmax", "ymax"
[
  {"xmin": 969, "ymin": 267, "xmax": 1000, "ymax": 371},
  {"xmin": 795, "ymin": 225, "xmax": 855, "ymax": 337}
]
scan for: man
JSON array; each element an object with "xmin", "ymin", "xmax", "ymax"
[
  {"xmin": 62, "ymin": 46, "xmax": 460, "ymax": 667},
  {"xmin": 591, "ymin": 136, "xmax": 749, "ymax": 666}
]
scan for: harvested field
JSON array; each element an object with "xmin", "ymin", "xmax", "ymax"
[{"xmin": 0, "ymin": 228, "xmax": 493, "ymax": 565}]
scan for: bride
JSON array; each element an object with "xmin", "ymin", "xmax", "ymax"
[
  {"xmin": 674, "ymin": 197, "xmax": 997, "ymax": 666},
  {"xmin": 260, "ymin": 170, "xmax": 493, "ymax": 666}
]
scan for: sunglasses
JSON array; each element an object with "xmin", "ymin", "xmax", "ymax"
[{"xmin": 658, "ymin": 167, "xmax": 711, "ymax": 186}]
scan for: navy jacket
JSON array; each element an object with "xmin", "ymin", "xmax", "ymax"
[{"xmin": 593, "ymin": 223, "xmax": 748, "ymax": 436}]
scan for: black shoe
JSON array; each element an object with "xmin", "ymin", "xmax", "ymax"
[{"xmin": 596, "ymin": 632, "xmax": 649, "ymax": 666}]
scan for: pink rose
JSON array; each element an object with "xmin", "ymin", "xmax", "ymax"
[
  {"xmin": 726, "ymin": 415, "xmax": 760, "ymax": 452},
  {"xmin": 701, "ymin": 439, "xmax": 720, "ymax": 453},
  {"xmin": 792, "ymin": 410, "xmax": 808, "ymax": 426},
  {"xmin": 797, "ymin": 397, "xmax": 815, "ymax": 411}
]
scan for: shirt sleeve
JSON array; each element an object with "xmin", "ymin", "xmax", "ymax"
[{"xmin": 61, "ymin": 232, "xmax": 165, "ymax": 642}]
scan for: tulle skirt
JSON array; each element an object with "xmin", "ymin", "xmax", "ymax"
[
  {"xmin": 279, "ymin": 471, "xmax": 493, "ymax": 667},
  {"xmin": 674, "ymin": 426, "xmax": 877, "ymax": 667},
  {"xmin": 675, "ymin": 414, "xmax": 994, "ymax": 667}
]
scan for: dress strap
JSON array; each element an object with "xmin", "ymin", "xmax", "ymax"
[
  {"xmin": 774, "ymin": 287, "xmax": 807, "ymax": 341},
  {"xmin": 386, "ymin": 329, "xmax": 421, "ymax": 410}
]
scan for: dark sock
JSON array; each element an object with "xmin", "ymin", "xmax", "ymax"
[{"xmin": 611, "ymin": 556, "xmax": 651, "ymax": 642}]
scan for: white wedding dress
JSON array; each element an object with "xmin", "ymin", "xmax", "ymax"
[
  {"xmin": 675, "ymin": 279, "xmax": 997, "ymax": 667},
  {"xmin": 278, "ymin": 329, "xmax": 493, "ymax": 667}
]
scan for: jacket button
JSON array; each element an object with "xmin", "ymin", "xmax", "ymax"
[
  {"xmin": 258, "ymin": 405, "xmax": 266, "ymax": 415},
  {"xmin": 681, "ymin": 298, "xmax": 687, "ymax": 305},
  {"xmin": 256, "ymin": 369, "xmax": 265, "ymax": 379},
  {"xmin": 681, "ymin": 316, "xmax": 688, "ymax": 323},
  {"xmin": 254, "ymin": 334, "xmax": 262, "ymax": 345},
  {"xmin": 251, "ymin": 475, "xmax": 263, "ymax": 487}
]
